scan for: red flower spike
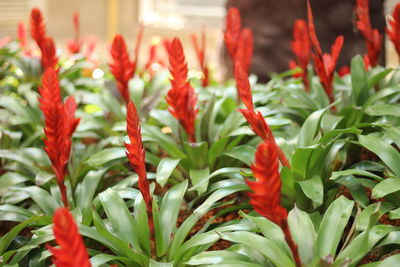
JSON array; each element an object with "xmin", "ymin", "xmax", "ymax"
[
  {"xmin": 39, "ymin": 69, "xmax": 80, "ymax": 207},
  {"xmin": 291, "ymin": 19, "xmax": 311, "ymax": 92},
  {"xmin": 248, "ymin": 141, "xmax": 301, "ymax": 267},
  {"xmin": 124, "ymin": 101, "xmax": 151, "ymax": 210},
  {"xmin": 191, "ymin": 28, "xmax": 210, "ymax": 87},
  {"xmin": 30, "ymin": 8, "xmax": 46, "ymax": 49},
  {"xmin": 41, "ymin": 37, "xmax": 58, "ymax": 70},
  {"xmin": 166, "ymin": 38, "xmax": 197, "ymax": 142},
  {"xmin": 224, "ymin": 7, "xmax": 241, "ymax": 61},
  {"xmin": 47, "ymin": 208, "xmax": 91, "ymax": 267},
  {"xmin": 355, "ymin": 0, "xmax": 382, "ymax": 67},
  {"xmin": 235, "ymin": 28, "xmax": 253, "ymax": 72},
  {"xmin": 17, "ymin": 21, "xmax": 27, "ymax": 49},
  {"xmin": 109, "ymin": 34, "xmax": 134, "ymax": 103},
  {"xmin": 387, "ymin": 3, "xmax": 400, "ymax": 60},
  {"xmin": 239, "ymin": 109, "xmax": 289, "ymax": 167},
  {"xmin": 234, "ymin": 62, "xmax": 254, "ymax": 110},
  {"xmin": 67, "ymin": 12, "xmax": 82, "ymax": 54},
  {"xmin": 307, "ymin": 1, "xmax": 344, "ymax": 104}
]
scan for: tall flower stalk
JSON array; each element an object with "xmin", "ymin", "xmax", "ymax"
[
  {"xmin": 109, "ymin": 28, "xmax": 143, "ymax": 103},
  {"xmin": 39, "ymin": 69, "xmax": 80, "ymax": 207},
  {"xmin": 235, "ymin": 62, "xmax": 289, "ymax": 167},
  {"xmin": 124, "ymin": 101, "xmax": 154, "ymax": 251},
  {"xmin": 224, "ymin": 7, "xmax": 253, "ymax": 72},
  {"xmin": 355, "ymin": 0, "xmax": 382, "ymax": 67},
  {"xmin": 191, "ymin": 28, "xmax": 209, "ymax": 87},
  {"xmin": 47, "ymin": 208, "xmax": 92, "ymax": 267},
  {"xmin": 166, "ymin": 38, "xmax": 197, "ymax": 142},
  {"xmin": 387, "ymin": 3, "xmax": 400, "ymax": 62},
  {"xmin": 289, "ymin": 19, "xmax": 311, "ymax": 92},
  {"xmin": 248, "ymin": 141, "xmax": 301, "ymax": 267},
  {"xmin": 30, "ymin": 8, "xmax": 58, "ymax": 70},
  {"xmin": 307, "ymin": 1, "xmax": 343, "ymax": 105},
  {"xmin": 109, "ymin": 34, "xmax": 134, "ymax": 103}
]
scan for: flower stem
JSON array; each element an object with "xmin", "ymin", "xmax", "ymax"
[{"xmin": 281, "ymin": 219, "xmax": 302, "ymax": 267}]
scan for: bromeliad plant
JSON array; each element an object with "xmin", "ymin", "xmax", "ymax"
[{"xmin": 3, "ymin": 1, "xmax": 400, "ymax": 266}]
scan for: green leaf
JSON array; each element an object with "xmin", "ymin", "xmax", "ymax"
[
  {"xmin": 330, "ymin": 169, "xmax": 383, "ymax": 181},
  {"xmin": 355, "ymin": 202, "xmax": 393, "ymax": 231},
  {"xmin": 149, "ymin": 259, "xmax": 174, "ymax": 267},
  {"xmin": 167, "ymin": 184, "xmax": 247, "ymax": 260},
  {"xmin": 133, "ymin": 195, "xmax": 150, "ymax": 254},
  {"xmin": 156, "ymin": 158, "xmax": 181, "ymax": 186},
  {"xmin": 0, "ymin": 215, "xmax": 41, "ymax": 255},
  {"xmin": 365, "ymin": 104, "xmax": 400, "ymax": 117},
  {"xmin": 316, "ymin": 196, "xmax": 354, "ymax": 258},
  {"xmin": 190, "ymin": 168, "xmax": 210, "ymax": 195},
  {"xmin": 367, "ymin": 68, "xmax": 392, "ymax": 88},
  {"xmin": 160, "ymin": 181, "xmax": 188, "ymax": 252},
  {"xmin": 358, "ymin": 134, "xmax": 400, "ymax": 177},
  {"xmin": 288, "ymin": 206, "xmax": 316, "ymax": 265},
  {"xmin": 298, "ymin": 109, "xmax": 326, "ymax": 147},
  {"xmin": 98, "ymin": 188, "xmax": 141, "ymax": 251},
  {"xmin": 336, "ymin": 225, "xmax": 395, "ymax": 265},
  {"xmin": 186, "ymin": 251, "xmax": 257, "ymax": 266},
  {"xmin": 242, "ymin": 213, "xmax": 290, "ymax": 257},
  {"xmin": 372, "ymin": 178, "xmax": 400, "ymax": 199},
  {"xmin": 19, "ymin": 186, "xmax": 59, "ymax": 215},
  {"xmin": 351, "ymin": 55, "xmax": 369, "ymax": 106},
  {"xmin": 223, "ymin": 145, "xmax": 256, "ymax": 166},
  {"xmin": 360, "ymin": 254, "xmax": 400, "ymax": 267},
  {"xmin": 221, "ymin": 231, "xmax": 295, "ymax": 267},
  {"xmin": 76, "ymin": 169, "xmax": 107, "ymax": 225},
  {"xmin": 291, "ymin": 147, "xmax": 315, "ymax": 181},
  {"xmin": 298, "ymin": 175, "xmax": 323, "ymax": 208},
  {"xmin": 87, "ymin": 147, "xmax": 126, "ymax": 167}
]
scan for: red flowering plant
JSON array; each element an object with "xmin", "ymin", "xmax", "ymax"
[
  {"xmin": 3, "ymin": 3, "xmax": 400, "ymax": 267},
  {"xmin": 355, "ymin": 0, "xmax": 382, "ymax": 68}
]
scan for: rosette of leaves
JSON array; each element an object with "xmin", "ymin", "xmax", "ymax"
[{"xmin": 188, "ymin": 197, "xmax": 400, "ymax": 267}]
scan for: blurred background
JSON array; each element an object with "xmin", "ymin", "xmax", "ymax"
[{"xmin": 0, "ymin": 0, "xmax": 400, "ymax": 76}]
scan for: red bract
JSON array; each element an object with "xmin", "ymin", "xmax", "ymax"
[
  {"xmin": 248, "ymin": 141, "xmax": 301, "ymax": 266},
  {"xmin": 239, "ymin": 108, "xmax": 289, "ymax": 167},
  {"xmin": 125, "ymin": 101, "xmax": 151, "ymax": 210},
  {"xmin": 234, "ymin": 62, "xmax": 253, "ymax": 110},
  {"xmin": 235, "ymin": 28, "xmax": 254, "ymax": 72},
  {"xmin": 247, "ymin": 141, "xmax": 287, "ymax": 224},
  {"xmin": 223, "ymin": 8, "xmax": 254, "ymax": 71},
  {"xmin": 235, "ymin": 62, "xmax": 289, "ymax": 167},
  {"xmin": 224, "ymin": 7, "xmax": 241, "ymax": 61},
  {"xmin": 39, "ymin": 69, "xmax": 80, "ymax": 207},
  {"xmin": 387, "ymin": 3, "xmax": 400, "ymax": 60},
  {"xmin": 355, "ymin": 0, "xmax": 382, "ymax": 67},
  {"xmin": 30, "ymin": 8, "xmax": 46, "ymax": 49},
  {"xmin": 291, "ymin": 19, "xmax": 311, "ymax": 92},
  {"xmin": 109, "ymin": 34, "xmax": 134, "ymax": 103},
  {"xmin": 307, "ymin": 1, "xmax": 343, "ymax": 104},
  {"xmin": 17, "ymin": 21, "xmax": 27, "ymax": 49},
  {"xmin": 47, "ymin": 208, "xmax": 91, "ymax": 267},
  {"xmin": 67, "ymin": 12, "xmax": 82, "ymax": 54},
  {"xmin": 166, "ymin": 38, "xmax": 197, "ymax": 142},
  {"xmin": 191, "ymin": 28, "xmax": 210, "ymax": 87},
  {"xmin": 41, "ymin": 37, "xmax": 58, "ymax": 70}
]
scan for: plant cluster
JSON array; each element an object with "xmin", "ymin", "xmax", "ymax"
[{"xmin": 1, "ymin": 0, "xmax": 400, "ymax": 266}]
